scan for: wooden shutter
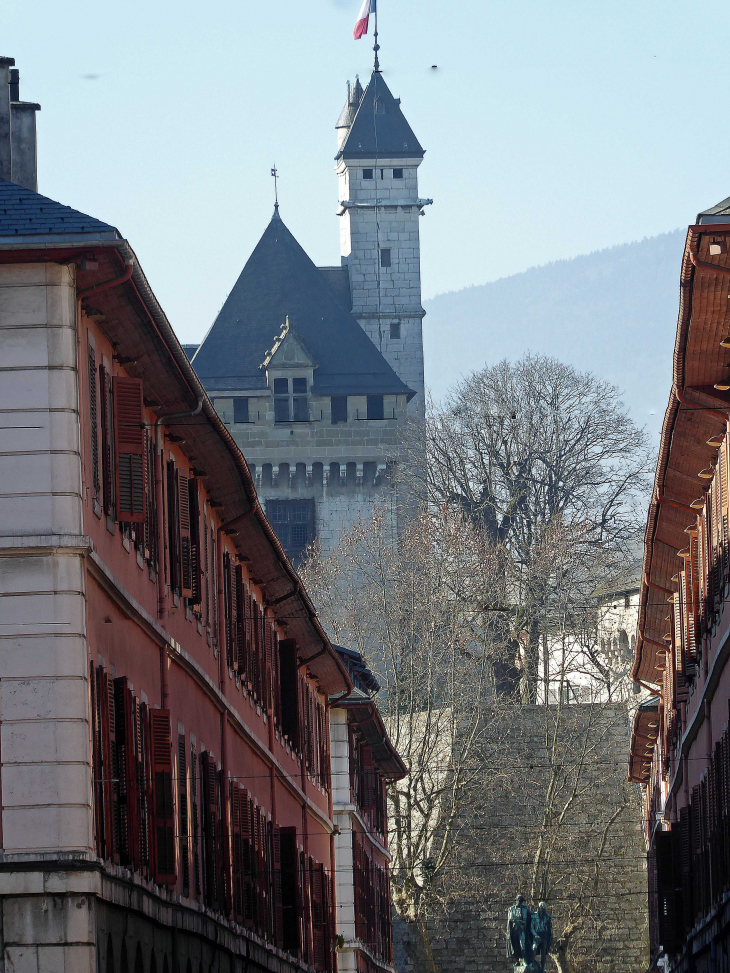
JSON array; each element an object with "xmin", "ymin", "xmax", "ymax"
[
  {"xmin": 113, "ymin": 677, "xmax": 140, "ymax": 869},
  {"xmin": 264, "ymin": 617, "xmax": 274, "ymax": 714},
  {"xmin": 188, "ymin": 478, "xmax": 202, "ymax": 606},
  {"xmin": 201, "ymin": 751, "xmax": 219, "ymax": 907},
  {"xmin": 99, "ymin": 364, "xmax": 115, "ymax": 517},
  {"xmin": 90, "ymin": 663, "xmax": 105, "ymax": 857},
  {"xmin": 113, "ymin": 377, "xmax": 145, "ymax": 523},
  {"xmin": 310, "ymin": 859, "xmax": 326, "ymax": 970},
  {"xmin": 361, "ymin": 746, "xmax": 376, "ymax": 810},
  {"xmin": 178, "ymin": 469, "xmax": 193, "ymax": 597},
  {"xmin": 242, "ymin": 791, "xmax": 255, "ymax": 926},
  {"xmin": 656, "ymin": 830, "xmax": 680, "ymax": 951},
  {"xmin": 151, "ymin": 709, "xmax": 176, "ymax": 886},
  {"xmin": 280, "ymin": 827, "xmax": 299, "ymax": 953},
  {"xmin": 140, "ymin": 702, "xmax": 155, "ymax": 879},
  {"xmin": 191, "ymin": 741, "xmax": 201, "ymax": 898},
  {"xmin": 88, "ymin": 343, "xmax": 101, "ymax": 501},
  {"xmin": 272, "ymin": 824, "xmax": 284, "ymax": 947},
  {"xmin": 178, "ymin": 733, "xmax": 190, "ymax": 896},
  {"xmin": 235, "ymin": 566, "xmax": 245, "ymax": 674},
  {"xmin": 99, "ymin": 668, "xmax": 120, "ymax": 863},
  {"xmin": 231, "ymin": 783, "xmax": 243, "ymax": 920},
  {"xmin": 221, "ymin": 768, "xmax": 232, "ymax": 917}
]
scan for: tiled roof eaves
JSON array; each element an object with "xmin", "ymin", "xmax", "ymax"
[
  {"xmin": 634, "ymin": 222, "xmax": 730, "ymax": 689},
  {"xmin": 0, "ymin": 230, "xmax": 120, "ymax": 245}
]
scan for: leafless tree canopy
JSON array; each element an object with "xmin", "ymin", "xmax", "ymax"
[{"xmin": 401, "ymin": 354, "xmax": 651, "ymax": 699}]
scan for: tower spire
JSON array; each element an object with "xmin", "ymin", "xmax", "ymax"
[{"xmin": 271, "ymin": 165, "xmax": 279, "ymax": 216}]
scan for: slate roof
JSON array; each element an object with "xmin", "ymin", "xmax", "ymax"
[
  {"xmin": 191, "ymin": 211, "xmax": 414, "ymax": 399},
  {"xmin": 337, "ymin": 71, "xmax": 424, "ymax": 161},
  {"xmin": 317, "ymin": 265, "xmax": 351, "ymax": 311},
  {"xmin": 0, "ymin": 178, "xmax": 120, "ymax": 242},
  {"xmin": 698, "ymin": 196, "xmax": 730, "ymax": 224}
]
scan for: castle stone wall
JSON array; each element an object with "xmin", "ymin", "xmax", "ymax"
[{"xmin": 392, "ymin": 703, "xmax": 649, "ymax": 973}]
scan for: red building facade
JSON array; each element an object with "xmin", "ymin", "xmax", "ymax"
[
  {"xmin": 630, "ymin": 197, "xmax": 730, "ymax": 973},
  {"xmin": 0, "ymin": 57, "xmax": 353, "ymax": 973}
]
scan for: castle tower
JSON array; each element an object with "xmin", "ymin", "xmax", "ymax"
[
  {"xmin": 335, "ymin": 72, "xmax": 430, "ymax": 418},
  {"xmin": 191, "ymin": 209, "xmax": 414, "ymax": 561}
]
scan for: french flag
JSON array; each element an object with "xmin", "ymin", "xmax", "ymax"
[{"xmin": 353, "ymin": 0, "xmax": 374, "ymax": 39}]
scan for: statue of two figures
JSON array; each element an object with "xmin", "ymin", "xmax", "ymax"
[{"xmin": 507, "ymin": 895, "xmax": 553, "ymax": 973}]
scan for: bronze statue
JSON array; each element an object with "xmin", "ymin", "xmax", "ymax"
[
  {"xmin": 507, "ymin": 894, "xmax": 533, "ymax": 966},
  {"xmin": 531, "ymin": 901, "xmax": 553, "ymax": 973}
]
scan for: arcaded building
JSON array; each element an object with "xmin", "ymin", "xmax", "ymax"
[{"xmin": 189, "ymin": 72, "xmax": 430, "ymax": 561}]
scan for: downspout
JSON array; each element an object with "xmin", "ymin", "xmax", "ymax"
[
  {"xmin": 153, "ymin": 398, "xmax": 204, "ymax": 709},
  {"xmin": 325, "ymin": 689, "xmax": 352, "ymax": 964}
]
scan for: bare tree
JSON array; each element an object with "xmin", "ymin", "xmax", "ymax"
[
  {"xmin": 301, "ymin": 505, "xmax": 506, "ymax": 971},
  {"xmin": 401, "ymin": 353, "xmax": 651, "ymax": 700}
]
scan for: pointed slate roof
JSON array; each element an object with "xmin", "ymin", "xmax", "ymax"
[
  {"xmin": 0, "ymin": 178, "xmax": 120, "ymax": 242},
  {"xmin": 337, "ymin": 72, "xmax": 424, "ymax": 161},
  {"xmin": 191, "ymin": 211, "xmax": 414, "ymax": 399}
]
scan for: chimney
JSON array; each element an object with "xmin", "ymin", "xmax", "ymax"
[
  {"xmin": 10, "ymin": 68, "xmax": 41, "ymax": 192},
  {"xmin": 0, "ymin": 57, "xmax": 15, "ymax": 181}
]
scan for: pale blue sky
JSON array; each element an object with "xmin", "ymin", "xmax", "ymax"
[{"xmin": 5, "ymin": 0, "xmax": 730, "ymax": 348}]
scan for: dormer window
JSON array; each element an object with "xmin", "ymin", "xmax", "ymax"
[{"xmin": 273, "ymin": 377, "xmax": 309, "ymax": 422}]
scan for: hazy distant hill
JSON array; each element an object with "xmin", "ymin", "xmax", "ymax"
[{"xmin": 423, "ymin": 229, "xmax": 686, "ymax": 438}]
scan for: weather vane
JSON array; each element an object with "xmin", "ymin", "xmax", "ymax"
[{"xmin": 271, "ymin": 165, "xmax": 279, "ymax": 212}]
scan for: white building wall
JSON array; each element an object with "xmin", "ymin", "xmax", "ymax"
[
  {"xmin": 337, "ymin": 158, "xmax": 426, "ymax": 419},
  {"xmin": 330, "ymin": 709, "xmax": 357, "ymax": 973},
  {"xmin": 0, "ymin": 262, "xmax": 96, "ymax": 972}
]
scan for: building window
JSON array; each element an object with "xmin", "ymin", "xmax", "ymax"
[
  {"xmin": 292, "ymin": 377, "xmax": 309, "ymax": 421},
  {"xmin": 331, "ymin": 395, "xmax": 348, "ymax": 424},
  {"xmin": 390, "ymin": 322, "xmax": 401, "ymax": 339},
  {"xmin": 233, "ymin": 397, "xmax": 249, "ymax": 423},
  {"xmin": 265, "ymin": 499, "xmax": 316, "ymax": 562},
  {"xmin": 367, "ymin": 394, "xmax": 385, "ymax": 420},
  {"xmin": 393, "ymin": 168, "xmax": 403, "ymax": 179},
  {"xmin": 274, "ymin": 378, "xmax": 290, "ymax": 422},
  {"xmin": 380, "ymin": 248, "xmax": 391, "ymax": 268},
  {"xmin": 363, "ymin": 168, "xmax": 374, "ymax": 180}
]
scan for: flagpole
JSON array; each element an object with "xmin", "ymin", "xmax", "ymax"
[{"xmin": 373, "ymin": 0, "xmax": 380, "ymax": 72}]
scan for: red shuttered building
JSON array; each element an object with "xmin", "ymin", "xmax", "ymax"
[
  {"xmin": 630, "ymin": 196, "xmax": 730, "ymax": 973},
  {"xmin": 0, "ymin": 57, "xmax": 353, "ymax": 973}
]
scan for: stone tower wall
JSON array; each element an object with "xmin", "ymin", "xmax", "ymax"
[
  {"xmin": 337, "ymin": 159, "xmax": 426, "ymax": 417},
  {"xmin": 392, "ymin": 703, "xmax": 649, "ymax": 973}
]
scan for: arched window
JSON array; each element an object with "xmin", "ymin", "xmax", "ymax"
[
  {"xmin": 120, "ymin": 942, "xmax": 129, "ymax": 973},
  {"xmin": 134, "ymin": 944, "xmax": 145, "ymax": 973},
  {"xmin": 277, "ymin": 463, "xmax": 290, "ymax": 489},
  {"xmin": 346, "ymin": 462, "xmax": 357, "ymax": 486},
  {"xmin": 295, "ymin": 462, "xmax": 307, "ymax": 487},
  {"xmin": 150, "ymin": 953, "xmax": 157, "ymax": 973},
  {"xmin": 619, "ymin": 630, "xmax": 630, "ymax": 660},
  {"xmin": 329, "ymin": 462, "xmax": 340, "ymax": 487},
  {"xmin": 262, "ymin": 463, "xmax": 273, "ymax": 488},
  {"xmin": 312, "ymin": 462, "xmax": 323, "ymax": 488},
  {"xmin": 106, "ymin": 936, "xmax": 115, "ymax": 973}
]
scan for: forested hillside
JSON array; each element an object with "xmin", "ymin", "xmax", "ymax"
[{"xmin": 423, "ymin": 229, "xmax": 686, "ymax": 439}]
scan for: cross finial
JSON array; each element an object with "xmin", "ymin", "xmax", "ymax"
[{"xmin": 271, "ymin": 165, "xmax": 279, "ymax": 214}]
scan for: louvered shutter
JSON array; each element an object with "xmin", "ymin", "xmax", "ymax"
[
  {"xmin": 231, "ymin": 783, "xmax": 243, "ymax": 920},
  {"xmin": 242, "ymin": 791, "xmax": 255, "ymax": 926},
  {"xmin": 90, "ymin": 663, "xmax": 105, "ymax": 857},
  {"xmin": 264, "ymin": 617, "xmax": 274, "ymax": 714},
  {"xmin": 88, "ymin": 343, "xmax": 101, "ymax": 501},
  {"xmin": 272, "ymin": 824, "xmax": 284, "ymax": 947},
  {"xmin": 191, "ymin": 741, "xmax": 201, "ymax": 897},
  {"xmin": 220, "ymin": 768, "xmax": 232, "ymax": 916},
  {"xmin": 99, "ymin": 364, "xmax": 115, "ymax": 517},
  {"xmin": 114, "ymin": 677, "xmax": 140, "ymax": 869},
  {"xmin": 257, "ymin": 808, "xmax": 267, "ymax": 934},
  {"xmin": 656, "ymin": 830, "xmax": 680, "ymax": 951},
  {"xmin": 151, "ymin": 709, "xmax": 176, "ymax": 885},
  {"xmin": 310, "ymin": 858, "xmax": 325, "ymax": 970},
  {"xmin": 202, "ymin": 752, "xmax": 219, "ymax": 907},
  {"xmin": 178, "ymin": 733, "xmax": 190, "ymax": 896},
  {"xmin": 100, "ymin": 668, "xmax": 120, "ymax": 863},
  {"xmin": 235, "ymin": 565, "xmax": 245, "ymax": 674},
  {"xmin": 188, "ymin": 478, "xmax": 202, "ymax": 606},
  {"xmin": 140, "ymin": 702, "xmax": 155, "ymax": 878},
  {"xmin": 272, "ymin": 627, "xmax": 281, "ymax": 727},
  {"xmin": 361, "ymin": 746, "xmax": 376, "ymax": 811},
  {"xmin": 113, "ymin": 377, "xmax": 145, "ymax": 523},
  {"xmin": 177, "ymin": 469, "xmax": 193, "ymax": 597},
  {"xmin": 228, "ymin": 558, "xmax": 238, "ymax": 671},
  {"xmin": 280, "ymin": 827, "xmax": 299, "ymax": 953}
]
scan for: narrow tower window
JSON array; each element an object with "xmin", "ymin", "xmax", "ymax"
[
  {"xmin": 367, "ymin": 395, "xmax": 385, "ymax": 420},
  {"xmin": 331, "ymin": 396, "xmax": 348, "ymax": 424},
  {"xmin": 273, "ymin": 378, "xmax": 290, "ymax": 422},
  {"xmin": 362, "ymin": 168, "xmax": 374, "ymax": 180},
  {"xmin": 393, "ymin": 168, "xmax": 404, "ymax": 180},
  {"xmin": 380, "ymin": 249, "xmax": 391, "ymax": 268},
  {"xmin": 233, "ymin": 397, "xmax": 249, "ymax": 423},
  {"xmin": 389, "ymin": 322, "xmax": 401, "ymax": 339}
]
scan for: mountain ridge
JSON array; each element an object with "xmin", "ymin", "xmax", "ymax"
[{"xmin": 423, "ymin": 229, "xmax": 686, "ymax": 439}]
